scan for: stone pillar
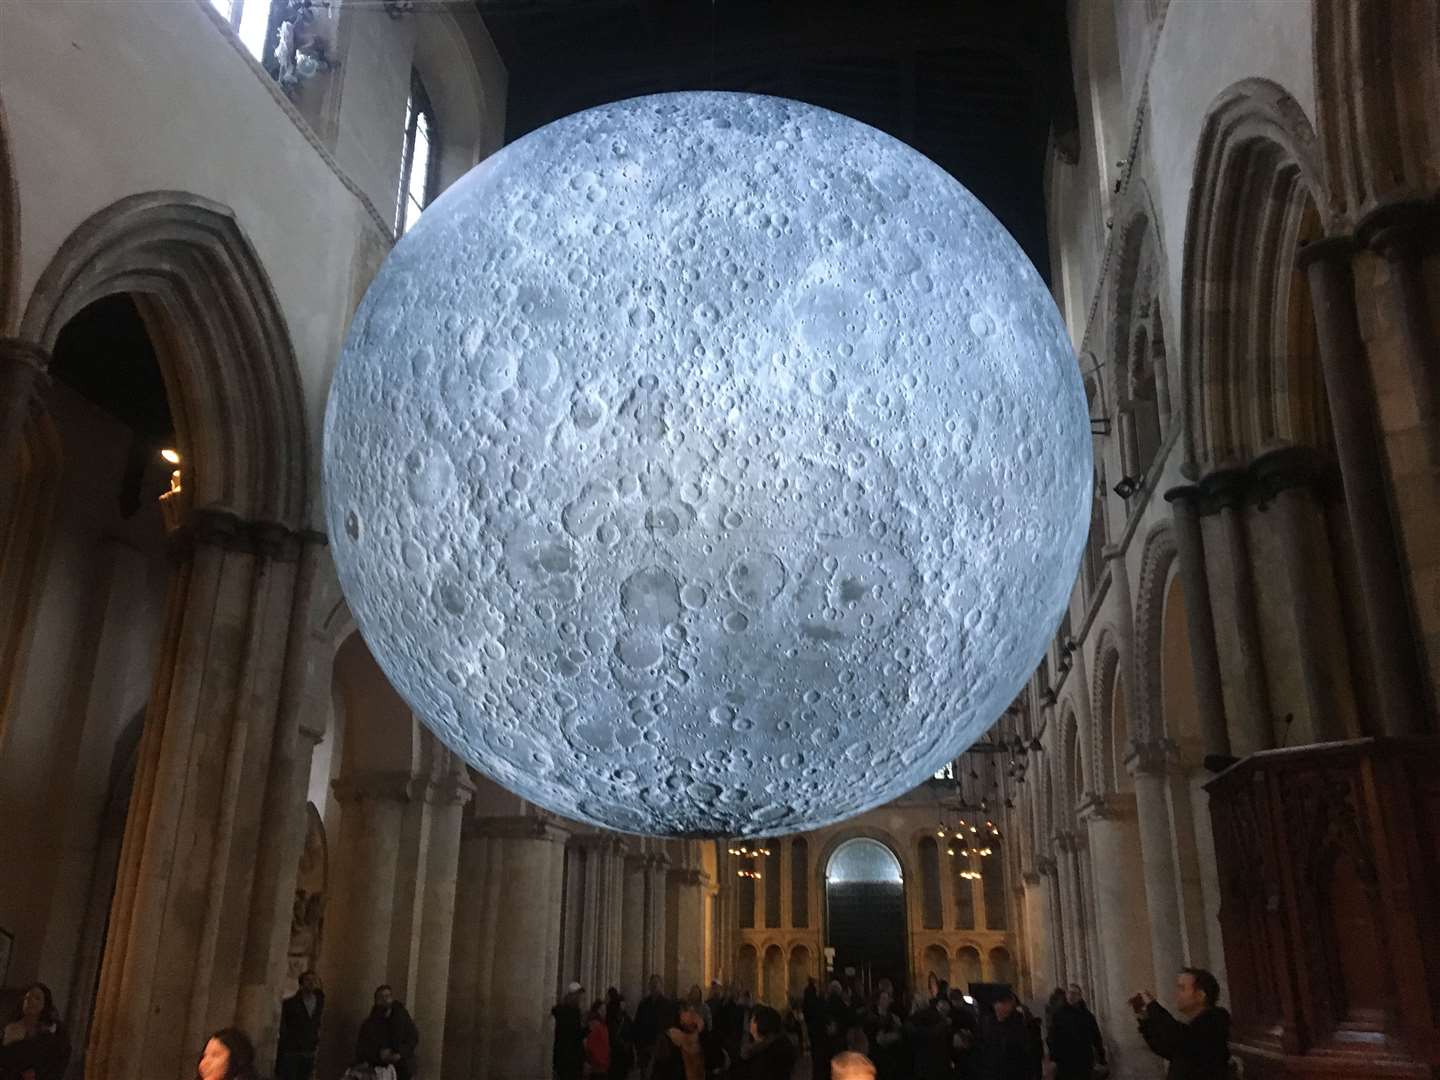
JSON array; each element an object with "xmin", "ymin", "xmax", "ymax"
[
  {"xmin": 474, "ymin": 817, "xmax": 569, "ymax": 1080},
  {"xmin": 411, "ymin": 769, "xmax": 473, "ymax": 1080},
  {"xmin": 321, "ymin": 771, "xmax": 414, "ymax": 1080},
  {"xmin": 1249, "ymin": 447, "xmax": 1355, "ymax": 741},
  {"xmin": 86, "ymin": 513, "xmax": 315, "ymax": 1080},
  {"xmin": 1125, "ymin": 740, "xmax": 1186, "ymax": 993},
  {"xmin": 1079, "ymin": 794, "xmax": 1154, "ymax": 1079},
  {"xmin": 590, "ymin": 837, "xmax": 626, "ymax": 995},
  {"xmin": 669, "ymin": 866, "xmax": 707, "ymax": 994},
  {"xmin": 1197, "ymin": 469, "xmax": 1274, "ymax": 756},
  {"xmin": 0, "ymin": 337, "xmax": 49, "ymax": 491},
  {"xmin": 1360, "ymin": 200, "xmax": 1440, "ymax": 475},
  {"xmin": 1054, "ymin": 834, "xmax": 1084, "ymax": 992},
  {"xmin": 442, "ymin": 819, "xmax": 502, "ymax": 1080},
  {"xmin": 1300, "ymin": 238, "xmax": 1427, "ymax": 732},
  {"xmin": 621, "ymin": 853, "xmax": 649, "ymax": 1003},
  {"xmin": 645, "ymin": 855, "xmax": 669, "ymax": 991},
  {"xmin": 1020, "ymin": 870, "xmax": 1052, "ymax": 1000},
  {"xmin": 1162, "ymin": 487, "xmax": 1231, "ymax": 764},
  {"xmin": 1038, "ymin": 857, "xmax": 1066, "ymax": 987}
]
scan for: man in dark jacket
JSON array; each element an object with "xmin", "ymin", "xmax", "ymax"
[
  {"xmin": 1136, "ymin": 968, "xmax": 1231, "ymax": 1080},
  {"xmin": 355, "ymin": 985, "xmax": 419, "ymax": 1080},
  {"xmin": 633, "ymin": 975, "xmax": 670, "ymax": 1077},
  {"xmin": 975, "ymin": 992, "xmax": 1034, "ymax": 1080},
  {"xmin": 276, "ymin": 971, "xmax": 325, "ymax": 1080},
  {"xmin": 551, "ymin": 981, "xmax": 586, "ymax": 1080},
  {"xmin": 1048, "ymin": 984, "xmax": 1106, "ymax": 1080},
  {"xmin": 739, "ymin": 1005, "xmax": 797, "ymax": 1080}
]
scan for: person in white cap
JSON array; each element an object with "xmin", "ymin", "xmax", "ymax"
[{"xmin": 553, "ymin": 982, "xmax": 585, "ymax": 1080}]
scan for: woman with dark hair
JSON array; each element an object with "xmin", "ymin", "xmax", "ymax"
[
  {"xmin": 197, "ymin": 1027, "xmax": 258, "ymax": 1080},
  {"xmin": 0, "ymin": 983, "xmax": 71, "ymax": 1080}
]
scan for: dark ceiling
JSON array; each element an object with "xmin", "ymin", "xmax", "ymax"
[{"xmin": 477, "ymin": 0, "xmax": 1075, "ymax": 280}]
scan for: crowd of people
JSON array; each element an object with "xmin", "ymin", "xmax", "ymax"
[
  {"xmin": 550, "ymin": 966, "xmax": 1231, "ymax": 1080},
  {"xmin": 551, "ymin": 973, "xmax": 1063, "ymax": 1080}
]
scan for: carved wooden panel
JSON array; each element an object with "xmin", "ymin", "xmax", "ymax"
[{"xmin": 1206, "ymin": 738, "xmax": 1440, "ymax": 1078}]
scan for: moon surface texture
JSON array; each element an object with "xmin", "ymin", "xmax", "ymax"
[{"xmin": 324, "ymin": 92, "xmax": 1091, "ymax": 837}]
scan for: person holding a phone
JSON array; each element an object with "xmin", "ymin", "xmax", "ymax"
[{"xmin": 1133, "ymin": 969, "xmax": 1230, "ymax": 1080}]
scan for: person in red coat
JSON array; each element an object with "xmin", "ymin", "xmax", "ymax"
[{"xmin": 584, "ymin": 1001, "xmax": 611, "ymax": 1078}]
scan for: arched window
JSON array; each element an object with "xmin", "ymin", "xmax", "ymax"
[
  {"xmin": 982, "ymin": 853, "xmax": 1008, "ymax": 930},
  {"xmin": 919, "ymin": 837, "xmax": 943, "ymax": 929},
  {"xmin": 791, "ymin": 839, "xmax": 809, "ymax": 928},
  {"xmin": 396, "ymin": 70, "xmax": 440, "ymax": 236},
  {"xmin": 208, "ymin": 0, "xmax": 279, "ymax": 64},
  {"xmin": 739, "ymin": 871, "xmax": 756, "ymax": 929},
  {"xmin": 764, "ymin": 847, "xmax": 782, "ymax": 928},
  {"xmin": 951, "ymin": 850, "xmax": 976, "ymax": 930}
]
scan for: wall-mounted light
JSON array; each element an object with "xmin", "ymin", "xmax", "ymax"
[
  {"xmin": 160, "ymin": 447, "xmax": 181, "ymax": 465},
  {"xmin": 1113, "ymin": 475, "xmax": 1143, "ymax": 499}
]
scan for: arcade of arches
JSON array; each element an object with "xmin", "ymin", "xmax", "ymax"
[{"xmin": 2, "ymin": 3, "xmax": 1439, "ymax": 1080}]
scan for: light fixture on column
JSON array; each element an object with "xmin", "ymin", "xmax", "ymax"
[
  {"xmin": 158, "ymin": 447, "xmax": 187, "ymax": 533},
  {"xmin": 1113, "ymin": 474, "xmax": 1143, "ymax": 499}
]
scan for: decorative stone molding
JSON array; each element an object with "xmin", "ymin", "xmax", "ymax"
[
  {"xmin": 669, "ymin": 866, "xmax": 707, "ymax": 888},
  {"xmin": 1077, "ymin": 792, "xmax": 1137, "ymax": 823},
  {"xmin": 0, "ymin": 336, "xmax": 49, "ymax": 374},
  {"xmin": 1022, "ymin": 870, "xmax": 1043, "ymax": 887},
  {"xmin": 466, "ymin": 813, "xmax": 570, "ymax": 844},
  {"xmin": 1123, "ymin": 737, "xmax": 1179, "ymax": 778},
  {"xmin": 331, "ymin": 770, "xmax": 426, "ymax": 804},
  {"xmin": 175, "ymin": 505, "xmax": 327, "ymax": 562},
  {"xmin": 1248, "ymin": 446, "xmax": 1333, "ymax": 509},
  {"xmin": 426, "ymin": 770, "xmax": 475, "ymax": 806},
  {"xmin": 1355, "ymin": 197, "xmax": 1436, "ymax": 260},
  {"xmin": 1130, "ymin": 522, "xmax": 1177, "ymax": 749},
  {"xmin": 1036, "ymin": 857, "xmax": 1058, "ymax": 877}
]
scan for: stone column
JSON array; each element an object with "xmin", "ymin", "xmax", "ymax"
[
  {"xmin": 1249, "ymin": 447, "xmax": 1355, "ymax": 741},
  {"xmin": 669, "ymin": 866, "xmax": 707, "ymax": 994},
  {"xmin": 1020, "ymin": 870, "xmax": 1052, "ymax": 999},
  {"xmin": 475, "ymin": 817, "xmax": 570, "ymax": 1080},
  {"xmin": 1054, "ymin": 834, "xmax": 1084, "ymax": 991},
  {"xmin": 1079, "ymin": 794, "xmax": 1153, "ymax": 1080},
  {"xmin": 1196, "ymin": 469, "xmax": 1274, "ymax": 756},
  {"xmin": 86, "ymin": 513, "xmax": 312, "ymax": 1080},
  {"xmin": 321, "ymin": 771, "xmax": 414, "ymax": 1080},
  {"xmin": 0, "ymin": 337, "xmax": 49, "ymax": 489},
  {"xmin": 621, "ymin": 853, "xmax": 649, "ymax": 1003},
  {"xmin": 411, "ymin": 769, "xmax": 473, "ymax": 1080},
  {"xmin": 442, "ymin": 820, "xmax": 502, "ymax": 1080},
  {"xmin": 645, "ymin": 855, "xmax": 670, "ymax": 991},
  {"xmin": 1038, "ymin": 857, "xmax": 1066, "ymax": 987},
  {"xmin": 1161, "ymin": 487, "xmax": 1231, "ymax": 764},
  {"xmin": 1360, "ymin": 200, "xmax": 1440, "ymax": 475},
  {"xmin": 1125, "ymin": 740, "xmax": 1186, "ymax": 992},
  {"xmin": 1300, "ymin": 238, "xmax": 1427, "ymax": 732}
]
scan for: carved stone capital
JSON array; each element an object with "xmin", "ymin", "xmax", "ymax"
[
  {"xmin": 466, "ymin": 813, "xmax": 571, "ymax": 844},
  {"xmin": 1163, "ymin": 483, "xmax": 1202, "ymax": 509},
  {"xmin": 1248, "ymin": 446, "xmax": 1333, "ymax": 507},
  {"xmin": 1078, "ymin": 791, "xmax": 1137, "ymax": 823},
  {"xmin": 426, "ymin": 771, "xmax": 475, "ymax": 807},
  {"xmin": 173, "ymin": 505, "xmax": 325, "ymax": 562},
  {"xmin": 0, "ymin": 337, "xmax": 51, "ymax": 374},
  {"xmin": 331, "ymin": 770, "xmax": 422, "ymax": 804},
  {"xmin": 1036, "ymin": 856, "xmax": 1058, "ymax": 877},
  {"xmin": 1195, "ymin": 468, "xmax": 1250, "ymax": 515},
  {"xmin": 669, "ymin": 866, "xmax": 707, "ymax": 887},
  {"xmin": 1124, "ymin": 737, "xmax": 1179, "ymax": 777},
  {"xmin": 1022, "ymin": 870, "xmax": 1042, "ymax": 886},
  {"xmin": 1355, "ymin": 197, "xmax": 1434, "ymax": 260},
  {"xmin": 1295, "ymin": 234, "xmax": 1358, "ymax": 271}
]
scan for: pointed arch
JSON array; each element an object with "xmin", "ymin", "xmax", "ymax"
[
  {"xmin": 1181, "ymin": 79, "xmax": 1334, "ymax": 472},
  {"xmin": 1087, "ymin": 629, "xmax": 1122, "ymax": 794},
  {"xmin": 20, "ymin": 191, "xmax": 309, "ymax": 527}
]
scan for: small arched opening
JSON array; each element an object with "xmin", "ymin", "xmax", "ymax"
[{"xmin": 825, "ymin": 838, "xmax": 908, "ymax": 994}]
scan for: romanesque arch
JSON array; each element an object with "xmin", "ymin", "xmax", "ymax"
[
  {"xmin": 1132, "ymin": 524, "xmax": 1179, "ymax": 749},
  {"xmin": 1087, "ymin": 631, "xmax": 1122, "ymax": 795},
  {"xmin": 1181, "ymin": 79, "xmax": 1334, "ymax": 471}
]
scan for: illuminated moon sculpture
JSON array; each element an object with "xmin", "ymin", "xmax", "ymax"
[{"xmin": 324, "ymin": 92, "xmax": 1091, "ymax": 836}]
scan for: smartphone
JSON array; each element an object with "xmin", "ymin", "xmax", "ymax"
[{"xmin": 1127, "ymin": 993, "xmax": 1146, "ymax": 1014}]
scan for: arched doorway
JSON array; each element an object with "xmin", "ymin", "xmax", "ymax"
[
  {"xmin": 922, "ymin": 944, "xmax": 949, "ymax": 988},
  {"xmin": 762, "ymin": 945, "xmax": 785, "ymax": 1007},
  {"xmin": 788, "ymin": 945, "xmax": 811, "ymax": 998},
  {"xmin": 955, "ymin": 946, "xmax": 982, "ymax": 991},
  {"xmin": 988, "ymin": 946, "xmax": 1016, "ymax": 987},
  {"xmin": 824, "ymin": 838, "xmax": 908, "ymax": 994},
  {"xmin": 736, "ymin": 944, "xmax": 759, "ymax": 998}
]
